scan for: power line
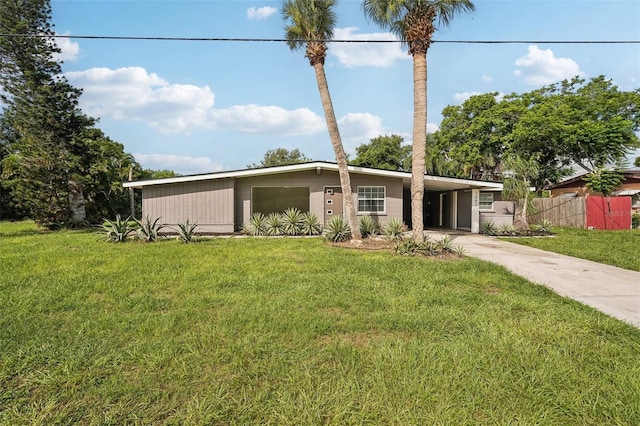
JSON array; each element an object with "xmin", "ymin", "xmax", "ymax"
[{"xmin": 0, "ymin": 33, "xmax": 639, "ymax": 44}]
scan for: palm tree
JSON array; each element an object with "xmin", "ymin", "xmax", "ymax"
[
  {"xmin": 363, "ymin": 0, "xmax": 475, "ymax": 240},
  {"xmin": 282, "ymin": 0, "xmax": 362, "ymax": 240}
]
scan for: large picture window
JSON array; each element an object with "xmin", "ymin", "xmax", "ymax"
[
  {"xmin": 357, "ymin": 186, "xmax": 385, "ymax": 214},
  {"xmin": 252, "ymin": 187, "xmax": 310, "ymax": 215},
  {"xmin": 479, "ymin": 192, "xmax": 494, "ymax": 210}
]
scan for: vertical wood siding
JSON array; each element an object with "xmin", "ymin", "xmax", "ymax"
[{"xmin": 142, "ymin": 179, "xmax": 234, "ymax": 233}]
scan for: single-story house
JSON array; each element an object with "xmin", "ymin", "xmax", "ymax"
[
  {"xmin": 547, "ymin": 169, "xmax": 640, "ymax": 213},
  {"xmin": 123, "ymin": 161, "xmax": 508, "ymax": 234}
]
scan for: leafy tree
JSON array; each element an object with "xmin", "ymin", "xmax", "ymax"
[
  {"xmin": 363, "ymin": 0, "xmax": 475, "ymax": 240},
  {"xmin": 247, "ymin": 147, "xmax": 311, "ymax": 168},
  {"xmin": 635, "ymin": 156, "xmax": 640, "ymax": 168},
  {"xmin": 501, "ymin": 153, "xmax": 539, "ymax": 231},
  {"xmin": 583, "ymin": 165, "xmax": 625, "ymax": 197},
  {"xmin": 434, "ymin": 76, "xmax": 640, "ymax": 191},
  {"xmin": 282, "ymin": 0, "xmax": 361, "ymax": 239},
  {"xmin": 352, "ymin": 135, "xmax": 411, "ymax": 171},
  {"xmin": 0, "ymin": 0, "xmax": 95, "ymax": 227}
]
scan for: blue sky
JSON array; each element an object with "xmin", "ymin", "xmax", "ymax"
[{"xmin": 51, "ymin": 0, "xmax": 640, "ymax": 174}]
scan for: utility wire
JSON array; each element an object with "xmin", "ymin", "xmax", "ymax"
[{"xmin": 0, "ymin": 33, "xmax": 639, "ymax": 44}]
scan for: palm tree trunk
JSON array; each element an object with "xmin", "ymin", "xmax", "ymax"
[
  {"xmin": 313, "ymin": 62, "xmax": 362, "ymax": 240},
  {"xmin": 411, "ymin": 52, "xmax": 427, "ymax": 240}
]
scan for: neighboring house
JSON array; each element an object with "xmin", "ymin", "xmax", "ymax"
[
  {"xmin": 547, "ymin": 169, "xmax": 640, "ymax": 213},
  {"xmin": 123, "ymin": 161, "xmax": 506, "ymax": 234}
]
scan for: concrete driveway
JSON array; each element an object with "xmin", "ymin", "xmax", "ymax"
[{"xmin": 426, "ymin": 231, "xmax": 640, "ymax": 329}]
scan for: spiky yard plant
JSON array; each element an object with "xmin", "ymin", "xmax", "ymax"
[
  {"xmin": 134, "ymin": 216, "xmax": 166, "ymax": 242},
  {"xmin": 243, "ymin": 212, "xmax": 267, "ymax": 236},
  {"xmin": 265, "ymin": 212, "xmax": 285, "ymax": 236},
  {"xmin": 359, "ymin": 215, "xmax": 381, "ymax": 238},
  {"xmin": 323, "ymin": 215, "xmax": 351, "ymax": 242},
  {"xmin": 383, "ymin": 217, "xmax": 406, "ymax": 241},
  {"xmin": 499, "ymin": 223, "xmax": 517, "ymax": 236},
  {"xmin": 300, "ymin": 212, "xmax": 322, "ymax": 236},
  {"xmin": 537, "ymin": 219, "xmax": 553, "ymax": 233},
  {"xmin": 480, "ymin": 220, "xmax": 498, "ymax": 236},
  {"xmin": 281, "ymin": 208, "xmax": 304, "ymax": 236},
  {"xmin": 174, "ymin": 219, "xmax": 198, "ymax": 243},
  {"xmin": 98, "ymin": 214, "xmax": 135, "ymax": 243}
]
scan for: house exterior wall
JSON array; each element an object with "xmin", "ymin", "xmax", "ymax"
[
  {"xmin": 234, "ymin": 169, "xmax": 403, "ymax": 230},
  {"xmin": 142, "ymin": 179, "xmax": 235, "ymax": 233},
  {"xmin": 457, "ymin": 191, "xmax": 472, "ymax": 228}
]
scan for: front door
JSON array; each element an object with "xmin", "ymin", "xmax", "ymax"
[{"xmin": 324, "ymin": 187, "xmax": 343, "ymax": 224}]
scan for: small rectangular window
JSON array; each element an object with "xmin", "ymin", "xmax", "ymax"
[
  {"xmin": 357, "ymin": 186, "xmax": 385, "ymax": 214},
  {"xmin": 479, "ymin": 193, "xmax": 494, "ymax": 210}
]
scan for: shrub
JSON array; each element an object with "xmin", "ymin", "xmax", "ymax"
[
  {"xmin": 98, "ymin": 214, "xmax": 135, "ymax": 243},
  {"xmin": 359, "ymin": 215, "xmax": 380, "ymax": 238},
  {"xmin": 499, "ymin": 223, "xmax": 517, "ymax": 236},
  {"xmin": 281, "ymin": 208, "xmax": 304, "ymax": 236},
  {"xmin": 480, "ymin": 221, "xmax": 498, "ymax": 236},
  {"xmin": 383, "ymin": 218, "xmax": 405, "ymax": 241},
  {"xmin": 323, "ymin": 215, "xmax": 351, "ymax": 242},
  {"xmin": 265, "ymin": 212, "xmax": 284, "ymax": 236},
  {"xmin": 632, "ymin": 213, "xmax": 640, "ymax": 229},
  {"xmin": 243, "ymin": 212, "xmax": 267, "ymax": 236},
  {"xmin": 300, "ymin": 212, "xmax": 322, "ymax": 236},
  {"xmin": 134, "ymin": 216, "xmax": 166, "ymax": 242},
  {"xmin": 537, "ymin": 219, "xmax": 553, "ymax": 233},
  {"xmin": 174, "ymin": 220, "xmax": 198, "ymax": 243},
  {"xmin": 394, "ymin": 235, "xmax": 464, "ymax": 257}
]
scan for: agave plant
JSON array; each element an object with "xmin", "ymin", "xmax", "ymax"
[
  {"xmin": 499, "ymin": 223, "xmax": 517, "ymax": 236},
  {"xmin": 359, "ymin": 215, "xmax": 380, "ymax": 238},
  {"xmin": 480, "ymin": 220, "xmax": 498, "ymax": 236},
  {"xmin": 281, "ymin": 208, "xmax": 304, "ymax": 236},
  {"xmin": 383, "ymin": 218, "xmax": 405, "ymax": 241},
  {"xmin": 265, "ymin": 212, "xmax": 284, "ymax": 236},
  {"xmin": 323, "ymin": 215, "xmax": 351, "ymax": 242},
  {"xmin": 436, "ymin": 235, "xmax": 454, "ymax": 252},
  {"xmin": 98, "ymin": 214, "xmax": 135, "ymax": 242},
  {"xmin": 537, "ymin": 219, "xmax": 553, "ymax": 233},
  {"xmin": 174, "ymin": 219, "xmax": 198, "ymax": 243},
  {"xmin": 134, "ymin": 216, "xmax": 166, "ymax": 242},
  {"xmin": 243, "ymin": 212, "xmax": 267, "ymax": 236},
  {"xmin": 300, "ymin": 212, "xmax": 322, "ymax": 236}
]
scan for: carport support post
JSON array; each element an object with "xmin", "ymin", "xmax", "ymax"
[
  {"xmin": 450, "ymin": 191, "xmax": 458, "ymax": 230},
  {"xmin": 471, "ymin": 188, "xmax": 480, "ymax": 233}
]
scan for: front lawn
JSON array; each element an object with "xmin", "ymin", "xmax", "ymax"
[
  {"xmin": 1, "ymin": 221, "xmax": 639, "ymax": 424},
  {"xmin": 502, "ymin": 227, "xmax": 640, "ymax": 271}
]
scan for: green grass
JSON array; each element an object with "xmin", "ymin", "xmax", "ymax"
[
  {"xmin": 502, "ymin": 227, "xmax": 640, "ymax": 271},
  {"xmin": 1, "ymin": 221, "xmax": 640, "ymax": 424}
]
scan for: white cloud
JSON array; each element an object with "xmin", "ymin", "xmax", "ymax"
[
  {"xmin": 211, "ymin": 104, "xmax": 325, "ymax": 136},
  {"xmin": 514, "ymin": 45, "xmax": 583, "ymax": 85},
  {"xmin": 65, "ymin": 66, "xmax": 325, "ymax": 136},
  {"xmin": 337, "ymin": 112, "xmax": 387, "ymax": 153},
  {"xmin": 329, "ymin": 27, "xmax": 408, "ymax": 68},
  {"xmin": 426, "ymin": 123, "xmax": 439, "ymax": 134},
  {"xmin": 453, "ymin": 91, "xmax": 482, "ymax": 104},
  {"xmin": 134, "ymin": 153, "xmax": 224, "ymax": 175},
  {"xmin": 247, "ymin": 6, "xmax": 277, "ymax": 20},
  {"xmin": 53, "ymin": 32, "xmax": 80, "ymax": 62},
  {"xmin": 482, "ymin": 73, "xmax": 493, "ymax": 83}
]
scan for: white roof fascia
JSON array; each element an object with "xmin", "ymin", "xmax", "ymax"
[{"xmin": 123, "ymin": 161, "xmax": 502, "ymax": 190}]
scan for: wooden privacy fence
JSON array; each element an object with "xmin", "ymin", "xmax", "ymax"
[
  {"xmin": 529, "ymin": 197, "xmax": 586, "ymax": 228},
  {"xmin": 529, "ymin": 196, "xmax": 632, "ymax": 229}
]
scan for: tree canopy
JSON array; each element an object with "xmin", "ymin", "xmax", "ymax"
[
  {"xmin": 434, "ymin": 76, "xmax": 640, "ymax": 191},
  {"xmin": 247, "ymin": 148, "xmax": 311, "ymax": 169},
  {"xmin": 0, "ymin": 0, "xmax": 169, "ymax": 225},
  {"xmin": 351, "ymin": 135, "xmax": 411, "ymax": 171}
]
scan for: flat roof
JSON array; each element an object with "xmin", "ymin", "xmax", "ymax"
[{"xmin": 123, "ymin": 161, "xmax": 504, "ymax": 191}]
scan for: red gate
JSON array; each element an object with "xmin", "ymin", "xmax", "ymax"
[{"xmin": 586, "ymin": 196, "xmax": 631, "ymax": 230}]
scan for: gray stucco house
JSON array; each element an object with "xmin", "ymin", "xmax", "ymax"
[{"xmin": 123, "ymin": 161, "xmax": 508, "ymax": 234}]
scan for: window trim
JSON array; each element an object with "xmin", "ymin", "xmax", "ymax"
[
  {"xmin": 479, "ymin": 192, "xmax": 494, "ymax": 211},
  {"xmin": 357, "ymin": 186, "xmax": 386, "ymax": 215}
]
